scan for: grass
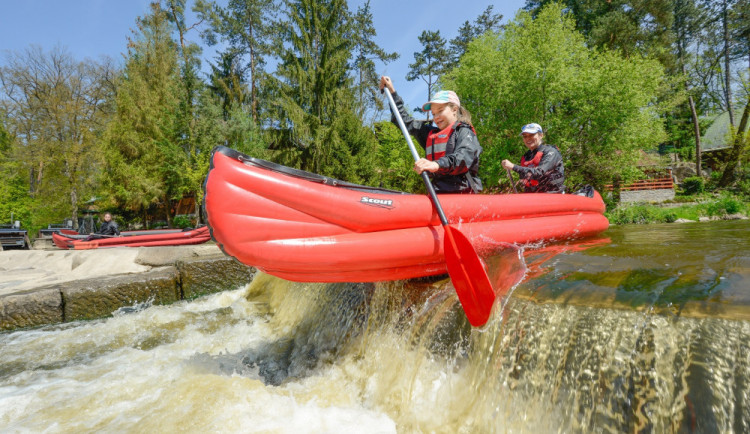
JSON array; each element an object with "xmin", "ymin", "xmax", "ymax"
[{"xmin": 605, "ymin": 192, "xmax": 749, "ymax": 225}]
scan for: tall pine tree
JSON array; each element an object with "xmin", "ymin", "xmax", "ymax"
[
  {"xmin": 450, "ymin": 5, "xmax": 504, "ymax": 63},
  {"xmin": 350, "ymin": 1, "xmax": 398, "ymax": 123},
  {"xmin": 103, "ymin": 2, "xmax": 188, "ymax": 227},
  {"xmin": 273, "ymin": 0, "xmax": 370, "ymax": 180},
  {"xmin": 406, "ymin": 30, "xmax": 450, "ymax": 118},
  {"xmin": 197, "ymin": 0, "xmax": 279, "ymax": 123}
]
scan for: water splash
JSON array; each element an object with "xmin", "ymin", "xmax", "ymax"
[{"xmin": 2, "ymin": 221, "xmax": 750, "ymax": 432}]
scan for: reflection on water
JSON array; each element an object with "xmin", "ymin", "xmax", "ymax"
[
  {"xmin": 519, "ymin": 220, "xmax": 750, "ymax": 320},
  {"xmin": 1, "ymin": 220, "xmax": 749, "ymax": 432}
]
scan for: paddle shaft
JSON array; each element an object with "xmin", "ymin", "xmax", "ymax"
[
  {"xmin": 506, "ymin": 168, "xmax": 518, "ymax": 193},
  {"xmin": 383, "ymin": 87, "xmax": 499, "ymax": 327},
  {"xmin": 382, "ymin": 88, "xmax": 450, "ymax": 227}
]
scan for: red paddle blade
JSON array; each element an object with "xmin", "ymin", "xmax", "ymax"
[{"xmin": 443, "ymin": 225, "xmax": 497, "ymax": 327}]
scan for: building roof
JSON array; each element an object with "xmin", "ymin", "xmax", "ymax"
[{"xmin": 701, "ymin": 109, "xmax": 741, "ymax": 152}]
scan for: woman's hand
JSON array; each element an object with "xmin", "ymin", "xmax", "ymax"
[
  {"xmin": 414, "ymin": 158, "xmax": 439, "ymax": 174},
  {"xmin": 501, "ymin": 159, "xmax": 515, "ymax": 170},
  {"xmin": 379, "ymin": 76, "xmax": 395, "ymax": 94}
]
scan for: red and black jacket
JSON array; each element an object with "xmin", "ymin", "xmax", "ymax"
[
  {"xmin": 389, "ymin": 92, "xmax": 483, "ymax": 193},
  {"xmin": 513, "ymin": 144, "xmax": 565, "ymax": 193}
]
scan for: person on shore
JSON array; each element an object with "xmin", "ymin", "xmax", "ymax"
[
  {"xmin": 89, "ymin": 212, "xmax": 120, "ymax": 239},
  {"xmin": 379, "ymin": 76, "xmax": 483, "ymax": 194},
  {"xmin": 502, "ymin": 123, "xmax": 565, "ymax": 193}
]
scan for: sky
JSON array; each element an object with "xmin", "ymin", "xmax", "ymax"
[{"xmin": 0, "ymin": 0, "xmax": 528, "ymax": 113}]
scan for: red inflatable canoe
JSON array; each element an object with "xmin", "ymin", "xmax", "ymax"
[
  {"xmin": 203, "ymin": 146, "xmax": 610, "ymax": 282},
  {"xmin": 52, "ymin": 226, "xmax": 211, "ymax": 250}
]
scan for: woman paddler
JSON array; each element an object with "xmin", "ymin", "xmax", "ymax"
[{"xmin": 379, "ymin": 76, "xmax": 483, "ymax": 194}]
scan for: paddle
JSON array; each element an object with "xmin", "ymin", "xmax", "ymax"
[
  {"xmin": 506, "ymin": 168, "xmax": 518, "ymax": 193},
  {"xmin": 383, "ymin": 88, "xmax": 497, "ymax": 327}
]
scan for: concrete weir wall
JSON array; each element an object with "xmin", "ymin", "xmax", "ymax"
[{"xmin": 0, "ymin": 245, "xmax": 256, "ymax": 332}]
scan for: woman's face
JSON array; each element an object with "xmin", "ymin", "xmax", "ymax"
[
  {"xmin": 522, "ymin": 132, "xmax": 543, "ymax": 151},
  {"xmin": 431, "ymin": 103, "xmax": 458, "ymax": 130}
]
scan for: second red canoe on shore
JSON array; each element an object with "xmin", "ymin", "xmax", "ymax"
[{"xmin": 52, "ymin": 226, "xmax": 210, "ymax": 250}]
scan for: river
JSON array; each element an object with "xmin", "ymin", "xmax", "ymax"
[{"xmin": 1, "ymin": 219, "xmax": 749, "ymax": 433}]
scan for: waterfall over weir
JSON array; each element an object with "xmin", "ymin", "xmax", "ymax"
[{"xmin": 1, "ymin": 220, "xmax": 749, "ymax": 433}]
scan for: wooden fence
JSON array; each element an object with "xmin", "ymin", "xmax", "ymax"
[{"xmin": 604, "ymin": 176, "xmax": 674, "ymax": 192}]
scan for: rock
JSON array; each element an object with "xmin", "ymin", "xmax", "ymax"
[
  {"xmin": 0, "ymin": 287, "xmax": 63, "ymax": 331},
  {"xmin": 673, "ymin": 218, "xmax": 696, "ymax": 223},
  {"xmin": 671, "ymin": 162, "xmax": 699, "ymax": 183},
  {"xmin": 0, "ymin": 245, "xmax": 256, "ymax": 331},
  {"xmin": 0, "ymin": 249, "xmax": 151, "ymax": 296},
  {"xmin": 61, "ymin": 267, "xmax": 181, "ymax": 322},
  {"xmin": 177, "ymin": 256, "xmax": 255, "ymax": 299},
  {"xmin": 134, "ymin": 244, "xmax": 223, "ymax": 267}
]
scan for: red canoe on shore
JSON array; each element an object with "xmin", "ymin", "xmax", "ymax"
[
  {"xmin": 52, "ymin": 226, "xmax": 211, "ymax": 250},
  {"xmin": 203, "ymin": 146, "xmax": 610, "ymax": 282}
]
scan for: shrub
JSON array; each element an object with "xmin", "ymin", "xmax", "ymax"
[
  {"xmin": 173, "ymin": 214, "xmax": 195, "ymax": 229},
  {"xmin": 681, "ymin": 177, "xmax": 705, "ymax": 195},
  {"xmin": 607, "ymin": 205, "xmax": 659, "ymax": 224},
  {"xmin": 662, "ymin": 211, "xmax": 678, "ymax": 223},
  {"xmin": 606, "ymin": 205, "xmax": 683, "ymax": 224},
  {"xmin": 738, "ymin": 179, "xmax": 750, "ymax": 200},
  {"xmin": 705, "ymin": 193, "xmax": 744, "ymax": 216}
]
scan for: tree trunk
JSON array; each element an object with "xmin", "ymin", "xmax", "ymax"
[
  {"xmin": 688, "ymin": 95, "xmax": 702, "ymax": 177},
  {"xmin": 612, "ymin": 175, "xmax": 621, "ymax": 204},
  {"xmin": 718, "ymin": 98, "xmax": 750, "ymax": 186},
  {"xmin": 723, "ymin": 0, "xmax": 735, "ymax": 126},
  {"xmin": 164, "ymin": 195, "xmax": 173, "ymax": 228},
  {"xmin": 249, "ymin": 23, "xmax": 259, "ymax": 123},
  {"xmin": 70, "ymin": 188, "xmax": 78, "ymax": 234}
]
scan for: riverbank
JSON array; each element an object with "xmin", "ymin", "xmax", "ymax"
[
  {"xmin": 605, "ymin": 192, "xmax": 750, "ymax": 225},
  {"xmin": 0, "ymin": 244, "xmax": 255, "ymax": 332}
]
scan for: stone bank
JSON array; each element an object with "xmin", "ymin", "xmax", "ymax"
[{"xmin": 0, "ymin": 244, "xmax": 255, "ymax": 332}]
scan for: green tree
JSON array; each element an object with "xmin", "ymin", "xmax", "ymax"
[
  {"xmin": 102, "ymin": 2, "xmax": 188, "ymax": 227},
  {"xmin": 731, "ymin": 0, "xmax": 750, "ymax": 66},
  {"xmin": 165, "ymin": 0, "xmax": 204, "ymax": 141},
  {"xmin": 449, "ymin": 5, "xmax": 504, "ymax": 63},
  {"xmin": 0, "ymin": 46, "xmax": 114, "ymax": 230},
  {"xmin": 703, "ymin": 0, "xmax": 742, "ymax": 126},
  {"xmin": 350, "ymin": 1, "xmax": 398, "ymax": 123},
  {"xmin": 406, "ymin": 30, "xmax": 451, "ymax": 116},
  {"xmin": 195, "ymin": 85, "xmax": 269, "ymax": 160},
  {"xmin": 524, "ymin": 0, "xmax": 676, "ymax": 68},
  {"xmin": 445, "ymin": 3, "xmax": 667, "ymax": 191},
  {"xmin": 718, "ymin": 97, "xmax": 750, "ymax": 186},
  {"xmin": 0, "ymin": 116, "xmax": 32, "ymax": 227},
  {"xmin": 372, "ymin": 120, "xmax": 423, "ymax": 192},
  {"xmin": 272, "ymin": 0, "xmax": 375, "ymax": 181},
  {"xmin": 164, "ymin": 0, "xmax": 216, "ymax": 213},
  {"xmin": 197, "ymin": 0, "xmax": 279, "ymax": 123},
  {"xmin": 670, "ymin": 0, "xmax": 713, "ymax": 177},
  {"xmin": 206, "ymin": 49, "xmax": 250, "ymax": 119}
]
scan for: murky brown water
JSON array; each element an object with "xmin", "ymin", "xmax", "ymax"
[{"xmin": 1, "ymin": 219, "xmax": 749, "ymax": 432}]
